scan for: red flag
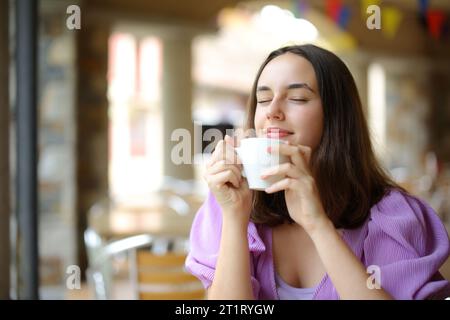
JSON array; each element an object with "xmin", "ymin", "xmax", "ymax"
[
  {"xmin": 326, "ymin": 0, "xmax": 342, "ymax": 23},
  {"xmin": 427, "ymin": 10, "xmax": 446, "ymax": 39}
]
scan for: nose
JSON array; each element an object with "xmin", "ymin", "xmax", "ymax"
[{"xmin": 266, "ymin": 98, "xmax": 285, "ymax": 121}]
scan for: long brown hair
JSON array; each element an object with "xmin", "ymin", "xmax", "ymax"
[{"xmin": 246, "ymin": 45, "xmax": 403, "ymax": 229}]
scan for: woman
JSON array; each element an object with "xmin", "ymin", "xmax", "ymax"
[{"xmin": 185, "ymin": 44, "xmax": 450, "ymax": 300}]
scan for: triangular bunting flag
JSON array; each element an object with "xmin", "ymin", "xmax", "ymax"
[
  {"xmin": 382, "ymin": 6, "xmax": 403, "ymax": 39},
  {"xmin": 427, "ymin": 10, "xmax": 446, "ymax": 39}
]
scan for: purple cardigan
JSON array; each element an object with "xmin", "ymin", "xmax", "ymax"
[{"xmin": 185, "ymin": 189, "xmax": 450, "ymax": 299}]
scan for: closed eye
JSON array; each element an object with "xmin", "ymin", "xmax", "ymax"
[
  {"xmin": 290, "ymin": 98, "xmax": 308, "ymax": 103},
  {"xmin": 257, "ymin": 100, "xmax": 272, "ymax": 104}
]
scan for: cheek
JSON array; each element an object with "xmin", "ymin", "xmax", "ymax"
[
  {"xmin": 292, "ymin": 105, "xmax": 323, "ymax": 146},
  {"xmin": 253, "ymin": 108, "xmax": 265, "ymax": 129},
  {"xmin": 293, "ymin": 106, "xmax": 322, "ymax": 127}
]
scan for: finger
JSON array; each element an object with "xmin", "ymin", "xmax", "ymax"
[
  {"xmin": 224, "ymin": 134, "xmax": 234, "ymax": 147},
  {"xmin": 268, "ymin": 143, "xmax": 309, "ymax": 171},
  {"xmin": 223, "ymin": 138, "xmax": 242, "ymax": 165},
  {"xmin": 208, "ymin": 169, "xmax": 241, "ymax": 189},
  {"xmin": 208, "ymin": 161, "xmax": 242, "ymax": 177},
  {"xmin": 240, "ymin": 177, "xmax": 249, "ymax": 190},
  {"xmin": 207, "ymin": 160, "xmax": 242, "ymax": 179},
  {"xmin": 208, "ymin": 140, "xmax": 225, "ymax": 166},
  {"xmin": 265, "ymin": 178, "xmax": 296, "ymax": 194},
  {"xmin": 296, "ymin": 144, "xmax": 312, "ymax": 164},
  {"xmin": 260, "ymin": 162, "xmax": 300, "ymax": 179},
  {"xmin": 209, "ymin": 138, "xmax": 241, "ymax": 166},
  {"xmin": 221, "ymin": 169, "xmax": 241, "ymax": 189},
  {"xmin": 232, "ymin": 128, "xmax": 252, "ymax": 147}
]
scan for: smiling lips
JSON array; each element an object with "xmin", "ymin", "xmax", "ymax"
[{"xmin": 265, "ymin": 127, "xmax": 293, "ymax": 138}]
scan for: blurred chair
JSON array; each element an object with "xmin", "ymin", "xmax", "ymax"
[
  {"xmin": 84, "ymin": 228, "xmax": 204, "ymax": 300},
  {"xmin": 84, "ymin": 228, "xmax": 153, "ymax": 299},
  {"xmin": 130, "ymin": 247, "xmax": 205, "ymax": 300}
]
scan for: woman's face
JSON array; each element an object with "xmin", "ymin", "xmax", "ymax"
[{"xmin": 254, "ymin": 53, "xmax": 324, "ymax": 150}]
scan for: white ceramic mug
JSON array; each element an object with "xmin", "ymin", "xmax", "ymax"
[{"xmin": 235, "ymin": 137, "xmax": 289, "ymax": 191}]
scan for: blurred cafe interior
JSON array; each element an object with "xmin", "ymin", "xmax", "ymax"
[{"xmin": 1, "ymin": 0, "xmax": 450, "ymax": 299}]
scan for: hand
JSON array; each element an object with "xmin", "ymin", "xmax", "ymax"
[
  {"xmin": 261, "ymin": 142, "xmax": 330, "ymax": 234},
  {"xmin": 204, "ymin": 135, "xmax": 252, "ymax": 225}
]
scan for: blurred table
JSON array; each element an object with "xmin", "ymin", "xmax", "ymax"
[{"xmin": 89, "ymin": 205, "xmax": 197, "ymax": 239}]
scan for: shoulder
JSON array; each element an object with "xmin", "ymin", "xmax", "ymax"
[
  {"xmin": 366, "ymin": 187, "xmax": 449, "ymax": 260},
  {"xmin": 370, "ymin": 188, "xmax": 443, "ymax": 234},
  {"xmin": 362, "ymin": 188, "xmax": 450, "ymax": 299}
]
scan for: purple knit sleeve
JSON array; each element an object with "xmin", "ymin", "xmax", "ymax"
[
  {"xmin": 363, "ymin": 190, "xmax": 450, "ymax": 299},
  {"xmin": 184, "ymin": 192, "xmax": 222, "ymax": 289},
  {"xmin": 184, "ymin": 191, "xmax": 264, "ymax": 298}
]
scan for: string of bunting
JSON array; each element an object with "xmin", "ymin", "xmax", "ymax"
[
  {"xmin": 419, "ymin": 0, "xmax": 448, "ymax": 40},
  {"xmin": 290, "ymin": 0, "xmax": 448, "ymax": 40}
]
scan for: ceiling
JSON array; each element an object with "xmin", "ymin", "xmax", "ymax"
[
  {"xmin": 85, "ymin": 0, "xmax": 449, "ymax": 59},
  {"xmin": 391, "ymin": 0, "xmax": 450, "ymax": 11},
  {"xmin": 88, "ymin": 0, "xmax": 244, "ymax": 27},
  {"xmin": 89, "ymin": 0, "xmax": 450, "ymax": 22}
]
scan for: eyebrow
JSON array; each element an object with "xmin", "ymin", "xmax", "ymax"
[{"xmin": 256, "ymin": 83, "xmax": 315, "ymax": 93}]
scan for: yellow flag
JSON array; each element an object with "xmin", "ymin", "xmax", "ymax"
[
  {"xmin": 327, "ymin": 34, "xmax": 357, "ymax": 51},
  {"xmin": 382, "ymin": 6, "xmax": 403, "ymax": 39},
  {"xmin": 362, "ymin": 0, "xmax": 380, "ymax": 19}
]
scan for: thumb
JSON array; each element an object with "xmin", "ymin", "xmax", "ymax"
[{"xmin": 224, "ymin": 134, "xmax": 234, "ymax": 147}]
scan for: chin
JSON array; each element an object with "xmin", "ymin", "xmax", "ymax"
[{"xmin": 279, "ymin": 134, "xmax": 297, "ymax": 144}]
